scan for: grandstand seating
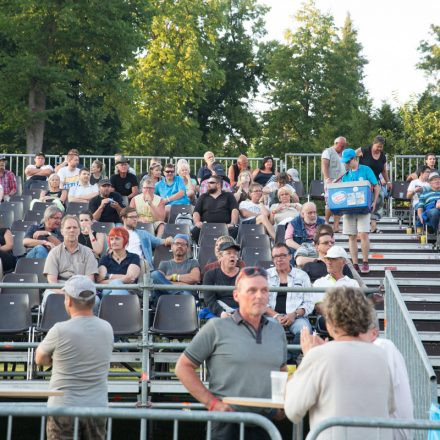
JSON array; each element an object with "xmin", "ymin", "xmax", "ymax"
[
  {"xmin": 1, "ymin": 273, "xmax": 40, "ymax": 309},
  {"xmin": 0, "ymin": 210, "xmax": 14, "ymax": 229},
  {"xmin": 308, "ymin": 179, "xmax": 325, "ymax": 200},
  {"xmin": 23, "ymin": 210, "xmax": 44, "ymax": 223},
  {"xmin": 65, "ymin": 202, "xmax": 89, "ymax": 215},
  {"xmin": 0, "ymin": 294, "xmax": 31, "ymax": 335},
  {"xmin": 36, "ymin": 294, "xmax": 70, "ymax": 333},
  {"xmin": 136, "ymin": 222, "xmax": 155, "ymax": 235},
  {"xmin": 11, "ymin": 230, "xmax": 27, "ymax": 257},
  {"xmin": 153, "ymin": 245, "xmax": 174, "ymax": 269},
  {"xmin": 168, "ymin": 204, "xmax": 194, "ymax": 223},
  {"xmin": 92, "ymin": 221, "xmax": 115, "ymax": 234},
  {"xmin": 98, "ymin": 295, "xmax": 142, "ymax": 336},
  {"xmin": 2, "ymin": 157, "xmax": 440, "ymax": 403}
]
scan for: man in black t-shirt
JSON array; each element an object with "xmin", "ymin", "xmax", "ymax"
[
  {"xmin": 203, "ymin": 242, "xmax": 241, "ymax": 317},
  {"xmin": 302, "ymin": 232, "xmax": 355, "ymax": 283},
  {"xmin": 89, "ymin": 179, "xmax": 125, "ymax": 223},
  {"xmin": 191, "ymin": 175, "xmax": 239, "ymax": 241},
  {"xmin": 110, "ymin": 156, "xmax": 138, "ymax": 201}
]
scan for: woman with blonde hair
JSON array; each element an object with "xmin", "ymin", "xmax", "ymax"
[
  {"xmin": 269, "ymin": 185, "xmax": 302, "ymax": 225},
  {"xmin": 30, "ymin": 173, "xmax": 67, "ymax": 211},
  {"xmin": 176, "ymin": 159, "xmax": 198, "ymax": 202},
  {"xmin": 233, "ymin": 169, "xmax": 252, "ymax": 203}
]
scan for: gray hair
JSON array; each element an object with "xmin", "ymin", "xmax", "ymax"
[
  {"xmin": 43, "ymin": 205, "xmax": 63, "ymax": 223},
  {"xmin": 334, "ymin": 136, "xmax": 347, "ymax": 145}
]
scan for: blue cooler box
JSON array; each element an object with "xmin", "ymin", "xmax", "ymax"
[{"xmin": 327, "ymin": 180, "xmax": 372, "ymax": 215}]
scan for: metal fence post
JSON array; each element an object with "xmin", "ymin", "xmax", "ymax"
[{"xmin": 140, "ymin": 271, "xmax": 151, "ymax": 440}]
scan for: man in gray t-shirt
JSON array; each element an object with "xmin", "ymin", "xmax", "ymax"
[
  {"xmin": 176, "ymin": 267, "xmax": 287, "ymax": 440},
  {"xmin": 150, "ymin": 234, "xmax": 201, "ymax": 305},
  {"xmin": 321, "ymin": 136, "xmax": 347, "ymax": 232},
  {"xmin": 36, "ymin": 276, "xmax": 113, "ymax": 440}
]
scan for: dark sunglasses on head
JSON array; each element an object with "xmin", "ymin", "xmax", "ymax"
[
  {"xmin": 236, "ymin": 266, "xmax": 268, "ymax": 285},
  {"xmin": 207, "ymin": 180, "xmax": 218, "ymax": 184},
  {"xmin": 165, "ymin": 170, "xmax": 174, "ymax": 174}
]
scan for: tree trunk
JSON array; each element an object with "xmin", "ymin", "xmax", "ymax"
[{"xmin": 26, "ymin": 83, "xmax": 47, "ymax": 155}]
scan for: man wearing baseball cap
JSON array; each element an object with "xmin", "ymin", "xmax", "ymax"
[
  {"xmin": 35, "ymin": 275, "xmax": 113, "ymax": 440},
  {"xmin": 340, "ymin": 148, "xmax": 380, "ymax": 274},
  {"xmin": 312, "ymin": 246, "xmax": 360, "ymax": 313},
  {"xmin": 150, "ymin": 233, "xmax": 200, "ymax": 305},
  {"xmin": 417, "ymin": 171, "xmax": 440, "ymax": 232},
  {"xmin": 89, "ymin": 178, "xmax": 125, "ymax": 223}
]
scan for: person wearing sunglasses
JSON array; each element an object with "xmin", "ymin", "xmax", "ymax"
[
  {"xmin": 192, "ymin": 175, "xmax": 239, "ymax": 242},
  {"xmin": 176, "ymin": 266, "xmax": 287, "ymax": 438},
  {"xmin": 265, "ymin": 243, "xmax": 313, "ymax": 344},
  {"xmin": 154, "ymin": 163, "xmax": 190, "ymax": 217}
]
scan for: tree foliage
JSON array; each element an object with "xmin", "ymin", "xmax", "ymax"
[
  {"xmin": 123, "ymin": 0, "xmax": 267, "ymax": 158},
  {"xmin": 259, "ymin": 1, "xmax": 371, "ymax": 156},
  {"xmin": 0, "ymin": 0, "xmax": 149, "ymax": 154}
]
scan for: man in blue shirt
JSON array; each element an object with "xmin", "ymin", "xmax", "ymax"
[
  {"xmin": 417, "ymin": 171, "xmax": 440, "ymax": 232},
  {"xmin": 340, "ymin": 148, "xmax": 380, "ymax": 274},
  {"xmin": 154, "ymin": 163, "xmax": 190, "ymax": 217}
]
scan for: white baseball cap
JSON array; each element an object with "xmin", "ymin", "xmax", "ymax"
[{"xmin": 325, "ymin": 245, "xmax": 348, "ymax": 259}]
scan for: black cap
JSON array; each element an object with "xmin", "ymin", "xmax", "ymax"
[
  {"xmin": 219, "ymin": 242, "xmax": 240, "ymax": 252},
  {"xmin": 98, "ymin": 178, "xmax": 112, "ymax": 186}
]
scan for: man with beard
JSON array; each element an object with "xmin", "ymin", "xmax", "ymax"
[
  {"xmin": 150, "ymin": 234, "xmax": 200, "ymax": 305},
  {"xmin": 192, "ymin": 175, "xmax": 239, "ymax": 242}
]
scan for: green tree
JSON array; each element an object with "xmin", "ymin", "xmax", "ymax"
[
  {"xmin": 196, "ymin": 0, "xmax": 268, "ymax": 155},
  {"xmin": 123, "ymin": 0, "xmax": 224, "ymax": 157},
  {"xmin": 0, "ymin": 0, "xmax": 149, "ymax": 154},
  {"xmin": 418, "ymin": 24, "xmax": 440, "ymax": 92}
]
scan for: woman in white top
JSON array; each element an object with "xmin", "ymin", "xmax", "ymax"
[
  {"xmin": 269, "ymin": 185, "xmax": 302, "ymax": 225},
  {"xmin": 176, "ymin": 159, "xmax": 198, "ymax": 202},
  {"xmin": 406, "ymin": 165, "xmax": 431, "ymax": 208},
  {"xmin": 284, "ymin": 287, "xmax": 395, "ymax": 440}
]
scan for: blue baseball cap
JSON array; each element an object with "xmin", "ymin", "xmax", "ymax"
[
  {"xmin": 341, "ymin": 148, "xmax": 356, "ymax": 163},
  {"xmin": 173, "ymin": 234, "xmax": 190, "ymax": 243}
]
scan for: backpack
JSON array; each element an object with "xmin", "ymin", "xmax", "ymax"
[{"xmin": 175, "ymin": 212, "xmax": 193, "ymax": 226}]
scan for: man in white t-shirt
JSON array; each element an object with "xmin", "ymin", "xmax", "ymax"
[
  {"xmin": 239, "ymin": 182, "xmax": 275, "ymax": 240},
  {"xmin": 68, "ymin": 168, "xmax": 99, "ymax": 203},
  {"xmin": 321, "ymin": 136, "xmax": 347, "ymax": 232},
  {"xmin": 57, "ymin": 153, "xmax": 81, "ymax": 189},
  {"xmin": 406, "ymin": 165, "xmax": 431, "ymax": 208},
  {"xmin": 313, "ymin": 245, "xmax": 359, "ymax": 313},
  {"xmin": 24, "ymin": 152, "xmax": 53, "ymax": 189}
]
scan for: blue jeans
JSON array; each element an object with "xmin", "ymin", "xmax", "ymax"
[
  {"xmin": 426, "ymin": 208, "xmax": 440, "ymax": 232},
  {"xmin": 26, "ymin": 245, "xmax": 49, "ymax": 259},
  {"xmin": 288, "ymin": 316, "xmax": 312, "ymax": 344},
  {"xmin": 151, "ymin": 270, "xmax": 192, "ymax": 305},
  {"xmin": 101, "ymin": 279, "xmax": 133, "ymax": 297}
]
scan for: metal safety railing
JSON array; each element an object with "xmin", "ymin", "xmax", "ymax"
[
  {"xmin": 391, "ymin": 155, "xmax": 426, "ymax": 182},
  {"xmin": 284, "ymin": 153, "xmax": 322, "ymax": 190},
  {"xmin": 384, "ymin": 270, "xmax": 437, "ymax": 431},
  {"xmin": 0, "ymin": 405, "xmax": 283, "ymax": 440},
  {"xmin": 305, "ymin": 416, "xmax": 440, "ymax": 440},
  {"xmin": 172, "ymin": 156, "xmax": 282, "ymax": 177}
]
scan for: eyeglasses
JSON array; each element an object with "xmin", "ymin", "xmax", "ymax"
[
  {"xmin": 143, "ymin": 186, "xmax": 154, "ymax": 190},
  {"xmin": 165, "ymin": 170, "xmax": 174, "ymax": 174},
  {"xmin": 236, "ymin": 266, "xmax": 268, "ymax": 285},
  {"xmin": 319, "ymin": 240, "xmax": 335, "ymax": 246},
  {"xmin": 272, "ymin": 253, "xmax": 289, "ymax": 259}
]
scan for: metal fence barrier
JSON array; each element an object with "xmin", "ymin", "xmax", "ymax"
[
  {"xmin": 391, "ymin": 155, "xmax": 426, "ymax": 182},
  {"xmin": 384, "ymin": 270, "xmax": 437, "ymax": 436},
  {"xmin": 0, "ymin": 405, "xmax": 283, "ymax": 440},
  {"xmin": 172, "ymin": 156, "xmax": 282, "ymax": 177},
  {"xmin": 305, "ymin": 416, "xmax": 440, "ymax": 440}
]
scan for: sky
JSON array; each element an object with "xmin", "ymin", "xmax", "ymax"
[{"xmin": 259, "ymin": 0, "xmax": 439, "ymax": 108}]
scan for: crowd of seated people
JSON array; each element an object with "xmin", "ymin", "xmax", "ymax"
[{"xmin": 0, "ymin": 147, "xmax": 389, "ymax": 328}]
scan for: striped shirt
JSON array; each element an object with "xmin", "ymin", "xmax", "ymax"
[{"xmin": 416, "ymin": 187, "xmax": 440, "ymax": 211}]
